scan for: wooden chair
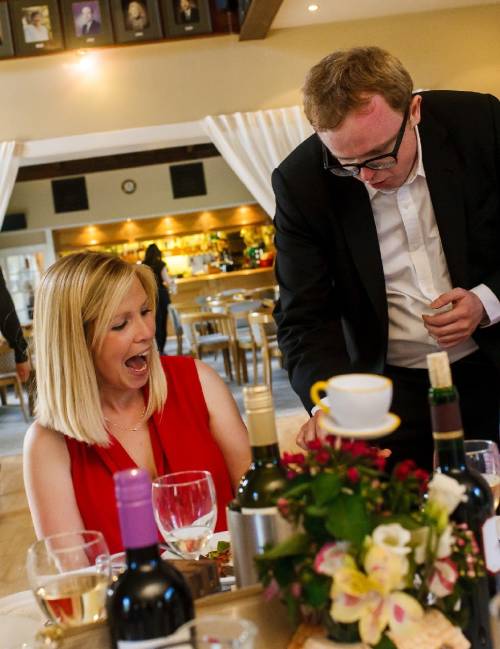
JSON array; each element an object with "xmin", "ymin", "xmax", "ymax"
[
  {"xmin": 248, "ymin": 312, "xmax": 282, "ymax": 391},
  {"xmin": 0, "ymin": 348, "xmax": 30, "ymax": 422},
  {"xmin": 169, "ymin": 302, "xmax": 201, "ymax": 355},
  {"xmin": 180, "ymin": 311, "xmax": 237, "ymax": 382},
  {"xmin": 225, "ymin": 300, "xmax": 264, "ymax": 384}
]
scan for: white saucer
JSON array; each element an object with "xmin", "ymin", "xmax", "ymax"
[{"xmin": 318, "ymin": 412, "xmax": 400, "ymax": 439}]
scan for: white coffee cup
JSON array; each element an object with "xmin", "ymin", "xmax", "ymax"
[{"xmin": 310, "ymin": 373, "xmax": 392, "ymax": 429}]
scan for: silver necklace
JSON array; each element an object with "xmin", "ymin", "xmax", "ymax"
[{"xmin": 104, "ymin": 406, "xmax": 146, "ymax": 434}]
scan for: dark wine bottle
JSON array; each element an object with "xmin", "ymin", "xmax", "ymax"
[
  {"xmin": 107, "ymin": 468, "xmax": 194, "ymax": 649},
  {"xmin": 237, "ymin": 385, "xmax": 288, "ymax": 511},
  {"xmin": 427, "ymin": 351, "xmax": 494, "ymax": 649}
]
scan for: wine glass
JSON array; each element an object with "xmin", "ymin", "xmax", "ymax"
[
  {"xmin": 152, "ymin": 470, "xmax": 217, "ymax": 560},
  {"xmin": 26, "ymin": 530, "xmax": 111, "ymax": 629},
  {"xmin": 464, "ymin": 439, "xmax": 500, "ymax": 510}
]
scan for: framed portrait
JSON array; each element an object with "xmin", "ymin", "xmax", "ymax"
[
  {"xmin": 60, "ymin": 0, "xmax": 113, "ymax": 48},
  {"xmin": 111, "ymin": 0, "xmax": 162, "ymax": 43},
  {"xmin": 161, "ymin": 0, "xmax": 211, "ymax": 37},
  {"xmin": 8, "ymin": 0, "xmax": 63, "ymax": 55},
  {"xmin": 0, "ymin": 2, "xmax": 15, "ymax": 57}
]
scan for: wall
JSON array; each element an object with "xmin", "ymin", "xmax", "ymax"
[
  {"xmin": 0, "ymin": 156, "xmax": 254, "ymax": 249},
  {"xmin": 0, "ymin": 4, "xmax": 499, "ymax": 141}
]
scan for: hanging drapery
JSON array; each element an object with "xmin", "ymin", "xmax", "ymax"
[
  {"xmin": 202, "ymin": 106, "xmax": 312, "ymax": 217},
  {"xmin": 0, "ymin": 141, "xmax": 23, "ymax": 230}
]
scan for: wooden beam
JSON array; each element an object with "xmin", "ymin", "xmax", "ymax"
[
  {"xmin": 16, "ymin": 144, "xmax": 220, "ymax": 182},
  {"xmin": 239, "ymin": 0, "xmax": 284, "ymax": 41}
]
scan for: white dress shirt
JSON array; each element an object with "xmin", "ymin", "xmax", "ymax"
[{"xmin": 366, "ymin": 126, "xmax": 500, "ymax": 368}]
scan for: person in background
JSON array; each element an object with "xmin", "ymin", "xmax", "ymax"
[
  {"xmin": 124, "ymin": 0, "xmax": 149, "ymax": 31},
  {"xmin": 177, "ymin": 0, "xmax": 199, "ymax": 23},
  {"xmin": 0, "ymin": 268, "xmax": 31, "ymax": 383},
  {"xmin": 23, "ymin": 10, "xmax": 49, "ymax": 43},
  {"xmin": 142, "ymin": 243, "xmax": 173, "ymax": 354},
  {"xmin": 23, "ymin": 252, "xmax": 250, "ymax": 553},
  {"xmin": 273, "ymin": 46, "xmax": 500, "ymax": 470}
]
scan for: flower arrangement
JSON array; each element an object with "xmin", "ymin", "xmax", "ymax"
[{"xmin": 257, "ymin": 436, "xmax": 484, "ymax": 649}]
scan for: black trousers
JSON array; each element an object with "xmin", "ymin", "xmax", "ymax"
[{"xmin": 382, "ymin": 350, "xmax": 500, "ymax": 472}]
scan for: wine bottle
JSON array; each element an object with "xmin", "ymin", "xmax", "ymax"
[
  {"xmin": 237, "ymin": 385, "xmax": 288, "ymax": 511},
  {"xmin": 427, "ymin": 351, "xmax": 494, "ymax": 649},
  {"xmin": 107, "ymin": 468, "xmax": 194, "ymax": 649}
]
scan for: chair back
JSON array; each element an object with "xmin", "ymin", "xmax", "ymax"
[
  {"xmin": 248, "ymin": 311, "xmax": 277, "ymax": 345},
  {"xmin": 180, "ymin": 311, "xmax": 235, "ymax": 349},
  {"xmin": 226, "ymin": 300, "xmax": 262, "ymax": 329},
  {"xmin": 0, "ymin": 348, "xmax": 17, "ymax": 375}
]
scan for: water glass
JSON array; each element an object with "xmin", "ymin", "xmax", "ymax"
[
  {"xmin": 152, "ymin": 470, "xmax": 217, "ymax": 560},
  {"xmin": 26, "ymin": 530, "xmax": 111, "ymax": 629},
  {"xmin": 169, "ymin": 615, "xmax": 257, "ymax": 648},
  {"xmin": 464, "ymin": 439, "xmax": 500, "ymax": 510}
]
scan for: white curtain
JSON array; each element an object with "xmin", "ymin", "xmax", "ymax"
[
  {"xmin": 202, "ymin": 106, "xmax": 312, "ymax": 217},
  {"xmin": 0, "ymin": 141, "xmax": 22, "ymax": 229}
]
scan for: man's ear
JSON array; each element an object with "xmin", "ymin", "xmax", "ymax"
[{"xmin": 410, "ymin": 94, "xmax": 422, "ymax": 127}]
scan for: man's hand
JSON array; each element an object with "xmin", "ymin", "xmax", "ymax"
[
  {"xmin": 296, "ymin": 410, "xmax": 323, "ymax": 450},
  {"xmin": 16, "ymin": 360, "xmax": 31, "ymax": 383},
  {"xmin": 422, "ymin": 288, "xmax": 485, "ymax": 348}
]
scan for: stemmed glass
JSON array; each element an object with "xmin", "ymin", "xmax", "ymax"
[
  {"xmin": 152, "ymin": 470, "xmax": 217, "ymax": 560},
  {"xmin": 26, "ymin": 530, "xmax": 111, "ymax": 630},
  {"xmin": 464, "ymin": 439, "xmax": 500, "ymax": 511}
]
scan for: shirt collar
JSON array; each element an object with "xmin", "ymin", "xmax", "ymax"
[{"xmin": 365, "ymin": 125, "xmax": 425, "ymax": 199}]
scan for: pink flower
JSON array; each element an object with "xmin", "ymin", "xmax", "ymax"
[
  {"xmin": 315, "ymin": 449, "xmax": 330, "ymax": 465},
  {"xmin": 428, "ymin": 558, "xmax": 458, "ymax": 598},
  {"xmin": 314, "ymin": 541, "xmax": 352, "ymax": 576},
  {"xmin": 277, "ymin": 497, "xmax": 290, "ymax": 516},
  {"xmin": 346, "ymin": 467, "xmax": 360, "ymax": 484},
  {"xmin": 264, "ymin": 578, "xmax": 280, "ymax": 601},
  {"xmin": 394, "ymin": 460, "xmax": 417, "ymax": 481},
  {"xmin": 307, "ymin": 438, "xmax": 323, "ymax": 451},
  {"xmin": 290, "ymin": 582, "xmax": 302, "ymax": 598}
]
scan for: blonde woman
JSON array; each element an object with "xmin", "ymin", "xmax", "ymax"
[{"xmin": 24, "ymin": 252, "xmax": 250, "ymax": 552}]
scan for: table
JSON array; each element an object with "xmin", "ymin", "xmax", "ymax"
[{"xmin": 0, "ymin": 585, "xmax": 294, "ymax": 648}]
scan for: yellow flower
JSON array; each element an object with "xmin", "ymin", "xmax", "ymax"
[{"xmin": 330, "ymin": 546, "xmax": 423, "ymax": 646}]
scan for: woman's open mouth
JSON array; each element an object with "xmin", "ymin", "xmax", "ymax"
[{"xmin": 124, "ymin": 353, "xmax": 149, "ymax": 375}]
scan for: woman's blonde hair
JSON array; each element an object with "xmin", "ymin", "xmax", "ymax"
[
  {"xmin": 34, "ymin": 251, "xmax": 167, "ymax": 445},
  {"xmin": 303, "ymin": 46, "xmax": 413, "ymax": 131}
]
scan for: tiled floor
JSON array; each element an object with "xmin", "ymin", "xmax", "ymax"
[{"xmin": 0, "ymin": 346, "xmax": 307, "ymax": 599}]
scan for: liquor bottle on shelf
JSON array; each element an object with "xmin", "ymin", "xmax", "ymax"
[
  {"xmin": 228, "ymin": 385, "xmax": 291, "ymax": 587},
  {"xmin": 427, "ymin": 351, "xmax": 494, "ymax": 649},
  {"xmin": 107, "ymin": 468, "xmax": 194, "ymax": 649}
]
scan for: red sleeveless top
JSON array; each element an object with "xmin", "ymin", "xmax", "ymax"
[{"xmin": 65, "ymin": 356, "xmax": 234, "ymax": 553}]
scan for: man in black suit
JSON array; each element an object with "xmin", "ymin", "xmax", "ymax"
[
  {"xmin": 78, "ymin": 5, "xmax": 101, "ymax": 36},
  {"xmin": 177, "ymin": 0, "xmax": 199, "ymax": 23},
  {"xmin": 0, "ymin": 268, "xmax": 30, "ymax": 383},
  {"xmin": 273, "ymin": 46, "xmax": 500, "ymax": 469}
]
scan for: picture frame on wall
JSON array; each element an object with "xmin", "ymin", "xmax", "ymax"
[
  {"xmin": 0, "ymin": 2, "xmax": 15, "ymax": 57},
  {"xmin": 60, "ymin": 0, "xmax": 114, "ymax": 48},
  {"xmin": 8, "ymin": 0, "xmax": 63, "ymax": 55},
  {"xmin": 161, "ymin": 0, "xmax": 211, "ymax": 37},
  {"xmin": 111, "ymin": 0, "xmax": 162, "ymax": 43}
]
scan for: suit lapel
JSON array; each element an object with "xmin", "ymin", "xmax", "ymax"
[
  {"xmin": 419, "ymin": 113, "xmax": 468, "ymax": 288},
  {"xmin": 331, "ymin": 175, "xmax": 388, "ymax": 332}
]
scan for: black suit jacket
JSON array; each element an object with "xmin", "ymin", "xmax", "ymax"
[
  {"xmin": 0, "ymin": 268, "xmax": 28, "ymax": 363},
  {"xmin": 273, "ymin": 90, "xmax": 500, "ymax": 411}
]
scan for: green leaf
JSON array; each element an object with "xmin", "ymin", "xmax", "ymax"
[
  {"xmin": 325, "ymin": 494, "xmax": 371, "ymax": 546},
  {"xmin": 305, "ymin": 505, "xmax": 329, "ymax": 518},
  {"xmin": 282, "ymin": 481, "xmax": 311, "ymax": 499},
  {"xmin": 257, "ymin": 533, "xmax": 310, "ymax": 560},
  {"xmin": 311, "ymin": 472, "xmax": 342, "ymax": 506},
  {"xmin": 374, "ymin": 635, "xmax": 397, "ymax": 649},
  {"xmin": 374, "ymin": 513, "xmax": 421, "ymax": 530},
  {"xmin": 303, "ymin": 575, "xmax": 331, "ymax": 607}
]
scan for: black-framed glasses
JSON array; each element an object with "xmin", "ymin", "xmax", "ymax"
[{"xmin": 322, "ymin": 105, "xmax": 410, "ymax": 177}]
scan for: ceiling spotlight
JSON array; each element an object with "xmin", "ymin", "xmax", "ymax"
[{"xmin": 308, "ymin": 3, "xmax": 319, "ymax": 12}]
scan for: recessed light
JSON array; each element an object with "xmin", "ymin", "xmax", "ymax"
[{"xmin": 308, "ymin": 3, "xmax": 319, "ymax": 12}]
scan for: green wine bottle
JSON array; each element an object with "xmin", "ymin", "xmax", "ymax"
[
  {"xmin": 237, "ymin": 385, "xmax": 287, "ymax": 512},
  {"xmin": 427, "ymin": 351, "xmax": 494, "ymax": 649}
]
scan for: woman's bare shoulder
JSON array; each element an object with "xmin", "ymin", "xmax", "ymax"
[{"xmin": 24, "ymin": 420, "xmax": 68, "ymax": 457}]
